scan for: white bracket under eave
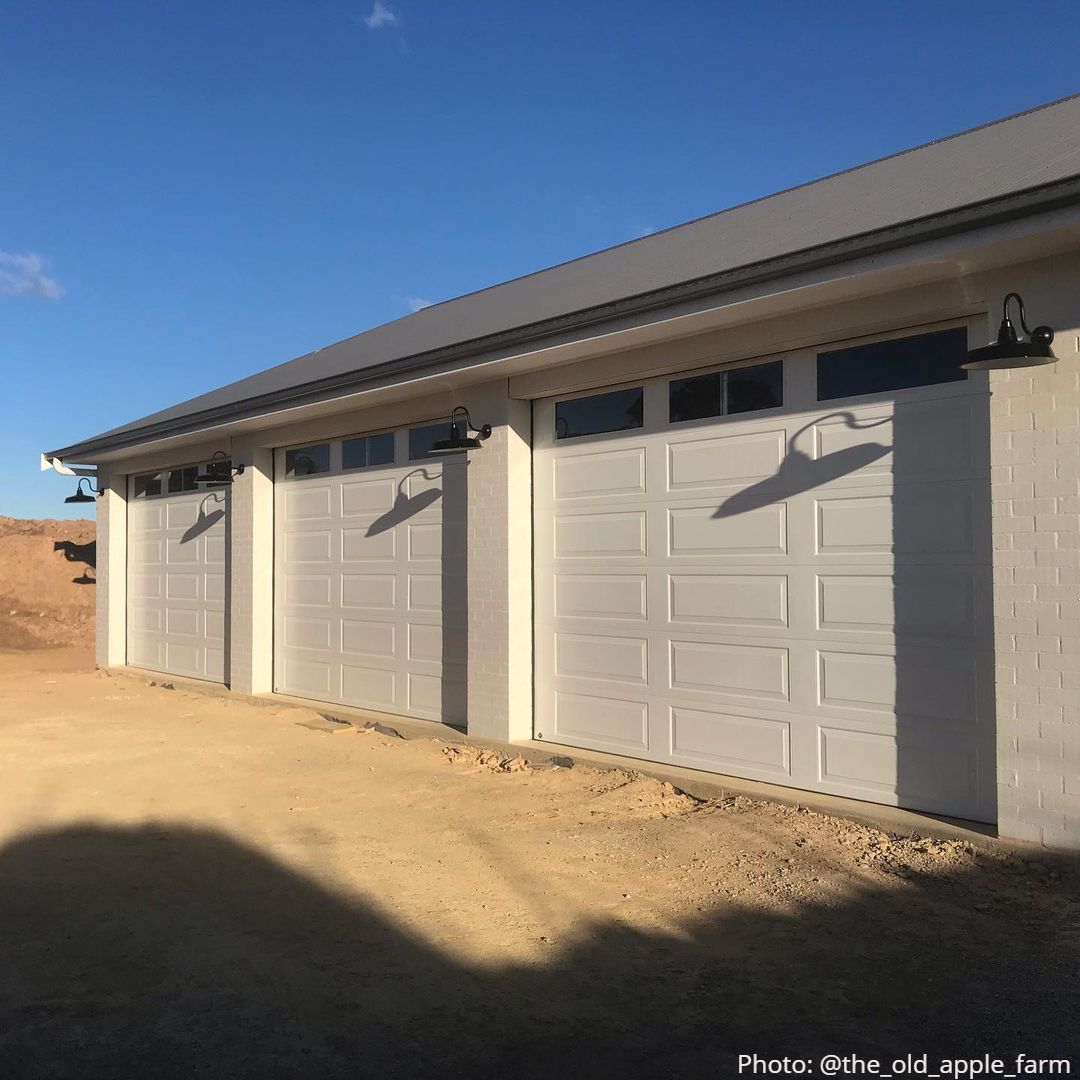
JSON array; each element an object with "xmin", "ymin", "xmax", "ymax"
[{"xmin": 40, "ymin": 454, "xmax": 97, "ymax": 478}]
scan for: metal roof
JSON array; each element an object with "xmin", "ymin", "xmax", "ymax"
[{"xmin": 51, "ymin": 93, "xmax": 1080, "ymax": 459}]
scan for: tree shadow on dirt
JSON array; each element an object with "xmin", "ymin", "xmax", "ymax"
[{"xmin": 0, "ymin": 824, "xmax": 1076, "ymax": 1078}]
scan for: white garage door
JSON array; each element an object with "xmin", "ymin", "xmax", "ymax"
[
  {"xmin": 274, "ymin": 423, "xmax": 467, "ymax": 724},
  {"xmin": 533, "ymin": 325, "xmax": 995, "ymax": 821},
  {"xmin": 127, "ymin": 465, "xmax": 228, "ymax": 682}
]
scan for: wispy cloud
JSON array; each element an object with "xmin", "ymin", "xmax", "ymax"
[
  {"xmin": 630, "ymin": 224, "xmax": 657, "ymax": 239},
  {"xmin": 406, "ymin": 296, "xmax": 433, "ymax": 313},
  {"xmin": 361, "ymin": 1, "xmax": 397, "ymax": 29},
  {"xmin": 0, "ymin": 252, "xmax": 62, "ymax": 299}
]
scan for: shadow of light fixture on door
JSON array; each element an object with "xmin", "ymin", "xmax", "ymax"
[
  {"xmin": 194, "ymin": 451, "xmax": 245, "ymax": 484},
  {"xmin": 64, "ymin": 478, "xmax": 100, "ymax": 504},
  {"xmin": 964, "ymin": 292, "xmax": 1057, "ymax": 370},
  {"xmin": 428, "ymin": 406, "xmax": 492, "ymax": 454}
]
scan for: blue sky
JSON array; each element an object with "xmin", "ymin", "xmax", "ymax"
[{"xmin": 4, "ymin": 1, "xmax": 1080, "ymax": 518}]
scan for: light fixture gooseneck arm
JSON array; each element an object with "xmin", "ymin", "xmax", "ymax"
[
  {"xmin": 1002, "ymin": 291, "xmax": 1054, "ymax": 346},
  {"xmin": 450, "ymin": 406, "xmax": 492, "ymax": 441},
  {"xmin": 1002, "ymin": 292, "xmax": 1032, "ymax": 337}
]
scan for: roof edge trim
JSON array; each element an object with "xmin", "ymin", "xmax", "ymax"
[{"xmin": 47, "ymin": 173, "xmax": 1080, "ymax": 462}]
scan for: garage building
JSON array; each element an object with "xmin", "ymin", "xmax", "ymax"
[{"xmin": 46, "ymin": 95, "xmax": 1080, "ymax": 848}]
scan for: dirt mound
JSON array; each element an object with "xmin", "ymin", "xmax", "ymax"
[{"xmin": 0, "ymin": 516, "xmax": 96, "ymax": 651}]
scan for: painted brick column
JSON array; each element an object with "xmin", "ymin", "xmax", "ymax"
[
  {"xmin": 465, "ymin": 386, "xmax": 533, "ymax": 742},
  {"xmin": 988, "ymin": 258, "xmax": 1080, "ymax": 849},
  {"xmin": 228, "ymin": 441, "xmax": 274, "ymax": 694},
  {"xmin": 95, "ymin": 463, "xmax": 127, "ymax": 668}
]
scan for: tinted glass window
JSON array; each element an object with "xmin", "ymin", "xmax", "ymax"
[
  {"xmin": 367, "ymin": 432, "xmax": 395, "ymax": 466},
  {"xmin": 669, "ymin": 371, "xmax": 723, "ymax": 423},
  {"xmin": 817, "ymin": 327, "xmax": 967, "ymax": 402},
  {"xmin": 409, "ymin": 423, "xmax": 448, "ymax": 460},
  {"xmin": 727, "ymin": 362, "xmax": 784, "ymax": 414},
  {"xmin": 555, "ymin": 387, "xmax": 643, "ymax": 440},
  {"xmin": 132, "ymin": 472, "xmax": 162, "ymax": 498},
  {"xmin": 669, "ymin": 361, "xmax": 783, "ymax": 423},
  {"xmin": 285, "ymin": 444, "xmax": 330, "ymax": 477},
  {"xmin": 343, "ymin": 432, "xmax": 395, "ymax": 471},
  {"xmin": 167, "ymin": 466, "xmax": 199, "ymax": 492}
]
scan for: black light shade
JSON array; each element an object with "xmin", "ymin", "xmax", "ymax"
[
  {"xmin": 195, "ymin": 451, "xmax": 244, "ymax": 484},
  {"xmin": 64, "ymin": 478, "xmax": 98, "ymax": 504},
  {"xmin": 427, "ymin": 408, "xmax": 492, "ymax": 455},
  {"xmin": 964, "ymin": 292, "xmax": 1057, "ymax": 370}
]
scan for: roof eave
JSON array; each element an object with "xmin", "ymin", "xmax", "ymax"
[{"xmin": 46, "ymin": 172, "xmax": 1080, "ymax": 463}]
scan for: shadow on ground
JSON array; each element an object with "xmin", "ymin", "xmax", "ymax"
[{"xmin": 0, "ymin": 824, "xmax": 1076, "ymax": 1078}]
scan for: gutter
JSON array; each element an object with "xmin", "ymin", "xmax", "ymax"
[{"xmin": 45, "ymin": 173, "xmax": 1080, "ymax": 462}]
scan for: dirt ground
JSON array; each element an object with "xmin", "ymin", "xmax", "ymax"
[
  {"xmin": 0, "ymin": 515, "xmax": 95, "ymax": 651},
  {"xmin": 0, "ymin": 644, "xmax": 1078, "ymax": 1078}
]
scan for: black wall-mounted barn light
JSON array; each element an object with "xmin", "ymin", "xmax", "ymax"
[
  {"xmin": 428, "ymin": 406, "xmax": 492, "ymax": 455},
  {"xmin": 964, "ymin": 292, "xmax": 1058, "ymax": 370},
  {"xmin": 194, "ymin": 451, "xmax": 245, "ymax": 484},
  {"xmin": 64, "ymin": 478, "xmax": 99, "ymax": 504}
]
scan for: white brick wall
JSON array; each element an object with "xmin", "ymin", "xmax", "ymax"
[
  {"xmin": 94, "ymin": 465, "xmax": 127, "ymax": 668},
  {"xmin": 464, "ymin": 387, "xmax": 533, "ymax": 742},
  {"xmin": 227, "ymin": 442, "xmax": 274, "ymax": 694},
  {"xmin": 988, "ymin": 258, "xmax": 1080, "ymax": 849}
]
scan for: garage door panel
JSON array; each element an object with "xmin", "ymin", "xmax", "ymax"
[
  {"xmin": 286, "ymin": 574, "xmax": 332, "ymax": 606},
  {"xmin": 342, "ymin": 665, "xmax": 397, "ymax": 710},
  {"xmin": 407, "ymin": 671, "xmax": 445, "ymax": 716},
  {"xmin": 554, "ymin": 574, "xmax": 648, "ymax": 621},
  {"xmin": 284, "ymin": 656, "xmax": 333, "ymax": 696},
  {"xmin": 342, "ymin": 618, "xmax": 396, "ymax": 658},
  {"xmin": 342, "ymin": 574, "xmax": 395, "ymax": 609},
  {"xmin": 204, "ymin": 534, "xmax": 226, "ymax": 564},
  {"xmin": 669, "ymin": 639, "xmax": 789, "ymax": 701},
  {"xmin": 165, "ymin": 572, "xmax": 200, "ymax": 601},
  {"xmin": 132, "ymin": 539, "xmax": 162, "ymax": 565},
  {"xmin": 341, "ymin": 527, "xmax": 395, "ymax": 561},
  {"xmin": 555, "ymin": 511, "xmax": 647, "ymax": 559},
  {"xmin": 535, "ymin": 348, "xmax": 993, "ymax": 822},
  {"xmin": 285, "ymin": 615, "xmax": 333, "ymax": 652},
  {"xmin": 815, "ymin": 485, "xmax": 975, "ymax": 558},
  {"xmin": 165, "ymin": 641, "xmax": 201, "ymax": 677},
  {"xmin": 204, "ymin": 610, "xmax": 225, "ymax": 643},
  {"xmin": 817, "ymin": 725, "xmax": 980, "ymax": 817},
  {"xmin": 407, "ymin": 574, "xmax": 442, "ymax": 612},
  {"xmin": 407, "ymin": 521, "xmax": 444, "ymax": 559},
  {"xmin": 668, "ymin": 429, "xmax": 786, "ymax": 490},
  {"xmin": 341, "ymin": 477, "xmax": 397, "ymax": 516},
  {"xmin": 204, "ymin": 648, "xmax": 225, "ymax": 682},
  {"xmin": 669, "ymin": 503, "xmax": 787, "ymax": 557},
  {"xmin": 285, "ymin": 531, "xmax": 332, "ymax": 562},
  {"xmin": 131, "ymin": 573, "xmax": 162, "ymax": 600},
  {"xmin": 555, "ymin": 632, "xmax": 648, "ymax": 684},
  {"xmin": 204, "ymin": 572, "xmax": 226, "ymax": 603},
  {"xmin": 286, "ymin": 484, "xmax": 333, "ymax": 520},
  {"xmin": 554, "ymin": 691, "xmax": 649, "ymax": 751},
  {"xmin": 166, "ymin": 536, "xmax": 200, "ymax": 564},
  {"xmin": 669, "ymin": 706, "xmax": 791, "ymax": 778},
  {"xmin": 165, "ymin": 608, "xmax": 201, "ymax": 637},
  {"xmin": 816, "ymin": 570, "xmax": 977, "ymax": 639},
  {"xmin": 554, "ymin": 446, "xmax": 646, "ymax": 499},
  {"xmin": 129, "ymin": 634, "xmax": 163, "ymax": 669},
  {"xmin": 816, "ymin": 647, "xmax": 979, "ymax": 724},
  {"xmin": 274, "ymin": 433, "xmax": 467, "ymax": 723},
  {"xmin": 668, "ymin": 573, "xmax": 789, "ymax": 628}
]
